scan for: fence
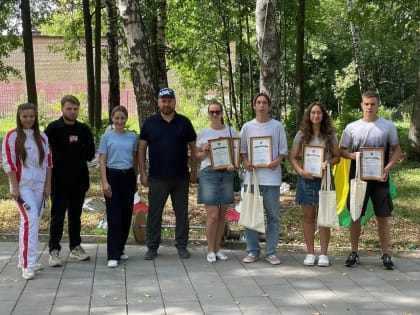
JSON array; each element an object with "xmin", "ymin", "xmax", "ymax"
[{"xmin": 0, "ymin": 83, "xmax": 138, "ymax": 118}]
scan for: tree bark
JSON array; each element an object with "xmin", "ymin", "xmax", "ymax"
[
  {"xmin": 255, "ymin": 0, "xmax": 282, "ymax": 120},
  {"xmin": 83, "ymin": 0, "xmax": 95, "ymax": 126},
  {"xmin": 295, "ymin": 0, "xmax": 305, "ymax": 127},
  {"xmin": 20, "ymin": 0, "xmax": 37, "ymax": 106},
  {"xmin": 94, "ymin": 0, "xmax": 102, "ymax": 130},
  {"xmin": 155, "ymin": 0, "xmax": 168, "ymax": 89},
  {"xmin": 119, "ymin": 0, "xmax": 157, "ymax": 127},
  {"xmin": 105, "ymin": 0, "xmax": 120, "ymax": 122},
  {"xmin": 408, "ymin": 66, "xmax": 420, "ymax": 161},
  {"xmin": 348, "ymin": 0, "xmax": 369, "ymax": 95}
]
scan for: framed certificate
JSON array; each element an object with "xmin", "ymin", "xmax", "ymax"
[
  {"xmin": 302, "ymin": 144, "xmax": 325, "ymax": 178},
  {"xmin": 360, "ymin": 147, "xmax": 384, "ymax": 180},
  {"xmin": 250, "ymin": 136, "xmax": 272, "ymax": 168},
  {"xmin": 208, "ymin": 138, "xmax": 232, "ymax": 170},
  {"xmin": 230, "ymin": 138, "xmax": 241, "ymax": 168}
]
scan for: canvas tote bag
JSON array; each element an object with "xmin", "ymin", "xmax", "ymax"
[
  {"xmin": 238, "ymin": 170, "xmax": 265, "ymax": 233},
  {"xmin": 318, "ymin": 163, "xmax": 339, "ymax": 228},
  {"xmin": 350, "ymin": 152, "xmax": 367, "ymax": 221}
]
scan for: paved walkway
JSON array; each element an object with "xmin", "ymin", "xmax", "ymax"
[{"xmin": 0, "ymin": 242, "xmax": 419, "ymax": 315}]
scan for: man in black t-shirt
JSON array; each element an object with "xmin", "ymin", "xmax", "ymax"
[
  {"xmin": 139, "ymin": 88, "xmax": 197, "ymax": 260},
  {"xmin": 45, "ymin": 95, "xmax": 95, "ymax": 267}
]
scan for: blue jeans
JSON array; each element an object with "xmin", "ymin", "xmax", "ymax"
[{"xmin": 244, "ymin": 185, "xmax": 280, "ymax": 256}]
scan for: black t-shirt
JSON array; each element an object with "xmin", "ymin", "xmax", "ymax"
[
  {"xmin": 140, "ymin": 112, "xmax": 196, "ymax": 180},
  {"xmin": 45, "ymin": 117, "xmax": 95, "ymax": 192}
]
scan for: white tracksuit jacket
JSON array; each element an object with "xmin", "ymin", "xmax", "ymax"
[{"xmin": 2, "ymin": 128, "xmax": 52, "ymax": 269}]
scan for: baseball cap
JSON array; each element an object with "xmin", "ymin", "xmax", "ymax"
[{"xmin": 158, "ymin": 87, "xmax": 175, "ymax": 99}]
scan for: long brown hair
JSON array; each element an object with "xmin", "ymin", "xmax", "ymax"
[
  {"xmin": 299, "ymin": 102, "xmax": 335, "ymax": 147},
  {"xmin": 15, "ymin": 103, "xmax": 45, "ymax": 166}
]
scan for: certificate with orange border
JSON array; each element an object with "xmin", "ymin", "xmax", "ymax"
[
  {"xmin": 208, "ymin": 138, "xmax": 232, "ymax": 170},
  {"xmin": 250, "ymin": 136, "xmax": 272, "ymax": 168},
  {"xmin": 302, "ymin": 144, "xmax": 325, "ymax": 178},
  {"xmin": 360, "ymin": 147, "xmax": 384, "ymax": 180}
]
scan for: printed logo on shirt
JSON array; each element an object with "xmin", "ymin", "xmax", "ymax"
[{"xmin": 69, "ymin": 135, "xmax": 79, "ymax": 143}]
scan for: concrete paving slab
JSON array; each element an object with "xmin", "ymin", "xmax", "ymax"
[{"xmin": 0, "ymin": 241, "xmax": 419, "ymax": 314}]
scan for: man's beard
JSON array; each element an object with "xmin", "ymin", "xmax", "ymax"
[{"xmin": 160, "ymin": 107, "xmax": 174, "ymax": 115}]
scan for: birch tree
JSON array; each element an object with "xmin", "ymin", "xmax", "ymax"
[
  {"xmin": 119, "ymin": 0, "xmax": 156, "ymax": 127},
  {"xmin": 255, "ymin": 0, "xmax": 282, "ymax": 120}
]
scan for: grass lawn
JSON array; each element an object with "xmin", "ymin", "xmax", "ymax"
[{"xmin": 0, "ymin": 159, "xmax": 419, "ymax": 253}]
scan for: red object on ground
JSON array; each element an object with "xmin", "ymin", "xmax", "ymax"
[
  {"xmin": 226, "ymin": 208, "xmax": 240, "ymax": 222},
  {"xmin": 133, "ymin": 202, "xmax": 148, "ymax": 214}
]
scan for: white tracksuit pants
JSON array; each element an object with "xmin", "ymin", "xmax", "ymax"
[{"xmin": 17, "ymin": 187, "xmax": 44, "ymax": 269}]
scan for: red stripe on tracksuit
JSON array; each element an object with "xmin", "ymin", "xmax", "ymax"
[{"xmin": 16, "ymin": 200, "xmax": 30, "ymax": 268}]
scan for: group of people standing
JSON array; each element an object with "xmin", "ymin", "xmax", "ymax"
[
  {"xmin": 193, "ymin": 89, "xmax": 401, "ymax": 270},
  {"xmin": 2, "ymin": 88, "xmax": 401, "ymax": 279}
]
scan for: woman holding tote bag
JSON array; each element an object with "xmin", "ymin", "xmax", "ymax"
[
  {"xmin": 196, "ymin": 101, "xmax": 238, "ymax": 263},
  {"xmin": 289, "ymin": 102, "xmax": 340, "ymax": 267}
]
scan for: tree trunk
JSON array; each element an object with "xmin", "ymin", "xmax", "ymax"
[
  {"xmin": 119, "ymin": 0, "xmax": 157, "ymax": 127},
  {"xmin": 155, "ymin": 0, "xmax": 168, "ymax": 89},
  {"xmin": 408, "ymin": 66, "xmax": 420, "ymax": 161},
  {"xmin": 94, "ymin": 0, "xmax": 102, "ymax": 130},
  {"xmin": 295, "ymin": 0, "xmax": 305, "ymax": 127},
  {"xmin": 105, "ymin": 0, "xmax": 120, "ymax": 122},
  {"xmin": 83, "ymin": 0, "xmax": 95, "ymax": 126},
  {"xmin": 255, "ymin": 0, "xmax": 282, "ymax": 120},
  {"xmin": 20, "ymin": 0, "xmax": 37, "ymax": 106},
  {"xmin": 348, "ymin": 0, "xmax": 369, "ymax": 95}
]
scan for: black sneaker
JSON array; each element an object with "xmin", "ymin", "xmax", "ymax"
[
  {"xmin": 382, "ymin": 254, "xmax": 394, "ymax": 270},
  {"xmin": 144, "ymin": 248, "xmax": 157, "ymax": 260},
  {"xmin": 177, "ymin": 248, "xmax": 190, "ymax": 259},
  {"xmin": 344, "ymin": 252, "xmax": 359, "ymax": 267}
]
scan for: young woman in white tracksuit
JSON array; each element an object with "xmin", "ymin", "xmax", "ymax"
[{"xmin": 2, "ymin": 103, "xmax": 52, "ymax": 280}]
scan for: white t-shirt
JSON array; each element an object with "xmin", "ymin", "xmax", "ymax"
[
  {"xmin": 196, "ymin": 126, "xmax": 238, "ymax": 170},
  {"xmin": 240, "ymin": 118, "xmax": 288, "ymax": 186}
]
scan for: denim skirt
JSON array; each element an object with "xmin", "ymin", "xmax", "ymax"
[
  {"xmin": 295, "ymin": 176, "xmax": 323, "ymax": 206},
  {"xmin": 198, "ymin": 166, "xmax": 234, "ymax": 205}
]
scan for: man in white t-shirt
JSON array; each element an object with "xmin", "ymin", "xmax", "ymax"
[
  {"xmin": 340, "ymin": 91, "xmax": 401, "ymax": 270},
  {"xmin": 240, "ymin": 92, "xmax": 288, "ymax": 265}
]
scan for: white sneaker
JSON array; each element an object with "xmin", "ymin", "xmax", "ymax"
[
  {"xmin": 69, "ymin": 245, "xmax": 90, "ymax": 261},
  {"xmin": 207, "ymin": 252, "xmax": 216, "ymax": 263},
  {"xmin": 22, "ymin": 267, "xmax": 35, "ymax": 280},
  {"xmin": 318, "ymin": 255, "xmax": 330, "ymax": 267},
  {"xmin": 17, "ymin": 263, "xmax": 43, "ymax": 271},
  {"xmin": 120, "ymin": 254, "xmax": 129, "ymax": 260},
  {"xmin": 49, "ymin": 250, "xmax": 63, "ymax": 267},
  {"xmin": 215, "ymin": 251, "xmax": 228, "ymax": 261},
  {"xmin": 304, "ymin": 254, "xmax": 316, "ymax": 266},
  {"xmin": 107, "ymin": 260, "xmax": 118, "ymax": 268}
]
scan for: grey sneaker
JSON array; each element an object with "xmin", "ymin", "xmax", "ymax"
[
  {"xmin": 49, "ymin": 250, "xmax": 63, "ymax": 267},
  {"xmin": 69, "ymin": 245, "xmax": 90, "ymax": 261}
]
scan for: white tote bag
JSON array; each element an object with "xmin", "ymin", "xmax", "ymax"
[
  {"xmin": 238, "ymin": 170, "xmax": 265, "ymax": 233},
  {"xmin": 350, "ymin": 152, "xmax": 367, "ymax": 221},
  {"xmin": 318, "ymin": 163, "xmax": 339, "ymax": 228}
]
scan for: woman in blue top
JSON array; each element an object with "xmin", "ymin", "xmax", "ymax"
[{"xmin": 99, "ymin": 106, "xmax": 138, "ymax": 268}]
